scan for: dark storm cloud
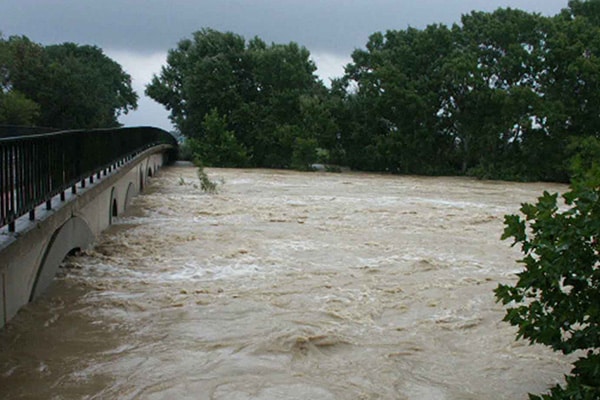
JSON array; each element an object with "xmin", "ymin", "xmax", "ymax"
[{"xmin": 2, "ymin": 0, "xmax": 569, "ymax": 55}]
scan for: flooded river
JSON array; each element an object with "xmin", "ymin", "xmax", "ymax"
[{"xmin": 0, "ymin": 165, "xmax": 571, "ymax": 399}]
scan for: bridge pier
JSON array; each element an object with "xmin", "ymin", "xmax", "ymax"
[{"xmin": 0, "ymin": 148, "xmax": 171, "ymax": 328}]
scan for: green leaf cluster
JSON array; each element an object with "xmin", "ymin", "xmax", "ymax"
[
  {"xmin": 496, "ymin": 177, "xmax": 600, "ymax": 397},
  {"xmin": 186, "ymin": 109, "xmax": 248, "ymax": 168},
  {"xmin": 0, "ymin": 90, "xmax": 39, "ymax": 125}
]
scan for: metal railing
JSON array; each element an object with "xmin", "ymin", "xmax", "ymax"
[
  {"xmin": 0, "ymin": 125, "xmax": 59, "ymax": 139},
  {"xmin": 0, "ymin": 126, "xmax": 177, "ymax": 232}
]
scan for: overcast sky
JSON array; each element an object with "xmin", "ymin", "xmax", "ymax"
[{"xmin": 1, "ymin": 0, "xmax": 568, "ymax": 131}]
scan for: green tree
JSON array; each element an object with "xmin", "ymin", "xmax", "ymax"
[
  {"xmin": 566, "ymin": 0, "xmax": 600, "ymax": 25},
  {"xmin": 541, "ymin": 2, "xmax": 600, "ymax": 182},
  {"xmin": 0, "ymin": 36, "xmax": 138, "ymax": 129},
  {"xmin": 245, "ymin": 39, "xmax": 324, "ymax": 167},
  {"xmin": 441, "ymin": 8, "xmax": 552, "ymax": 179},
  {"xmin": 0, "ymin": 35, "xmax": 46, "ymax": 97},
  {"xmin": 146, "ymin": 29, "xmax": 250, "ymax": 140},
  {"xmin": 298, "ymin": 92, "xmax": 340, "ymax": 164},
  {"xmin": 40, "ymin": 43, "xmax": 138, "ymax": 128},
  {"xmin": 0, "ymin": 90, "xmax": 40, "ymax": 125},
  {"xmin": 187, "ymin": 108, "xmax": 248, "ymax": 167},
  {"xmin": 343, "ymin": 25, "xmax": 458, "ymax": 174},
  {"xmin": 568, "ymin": 136, "xmax": 600, "ymax": 190},
  {"xmin": 0, "ymin": 34, "xmax": 43, "ymax": 126},
  {"xmin": 291, "ymin": 136, "xmax": 318, "ymax": 170},
  {"xmin": 146, "ymin": 29, "xmax": 329, "ymax": 169}
]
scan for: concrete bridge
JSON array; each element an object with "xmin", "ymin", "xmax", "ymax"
[{"xmin": 0, "ymin": 127, "xmax": 178, "ymax": 328}]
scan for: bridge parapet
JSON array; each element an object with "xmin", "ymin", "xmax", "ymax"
[
  {"xmin": 0, "ymin": 126, "xmax": 177, "ymax": 232},
  {"xmin": 0, "ymin": 127, "xmax": 178, "ymax": 328}
]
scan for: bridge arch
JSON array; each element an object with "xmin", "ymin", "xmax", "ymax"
[
  {"xmin": 139, "ymin": 167, "xmax": 145, "ymax": 192},
  {"xmin": 124, "ymin": 182, "xmax": 135, "ymax": 211},
  {"xmin": 144, "ymin": 158, "xmax": 153, "ymax": 179},
  {"xmin": 29, "ymin": 216, "xmax": 94, "ymax": 301},
  {"xmin": 109, "ymin": 187, "xmax": 118, "ymax": 225}
]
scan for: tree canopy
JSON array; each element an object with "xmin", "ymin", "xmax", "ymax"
[
  {"xmin": 146, "ymin": 28, "xmax": 336, "ymax": 169},
  {"xmin": 0, "ymin": 35, "xmax": 137, "ymax": 129},
  {"xmin": 336, "ymin": 1, "xmax": 600, "ymax": 181},
  {"xmin": 146, "ymin": 1, "xmax": 600, "ymax": 181}
]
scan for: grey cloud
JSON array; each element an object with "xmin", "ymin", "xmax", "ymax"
[{"xmin": 2, "ymin": 0, "xmax": 569, "ymax": 57}]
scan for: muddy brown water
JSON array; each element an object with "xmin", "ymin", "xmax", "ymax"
[{"xmin": 0, "ymin": 166, "xmax": 571, "ymax": 399}]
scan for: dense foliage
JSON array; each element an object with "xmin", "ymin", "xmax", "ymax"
[
  {"xmin": 147, "ymin": 1, "xmax": 600, "ymax": 182},
  {"xmin": 0, "ymin": 35, "xmax": 137, "ymax": 129},
  {"xmin": 338, "ymin": 0, "xmax": 600, "ymax": 181},
  {"xmin": 146, "ymin": 29, "xmax": 336, "ymax": 169},
  {"xmin": 496, "ymin": 170, "xmax": 600, "ymax": 398}
]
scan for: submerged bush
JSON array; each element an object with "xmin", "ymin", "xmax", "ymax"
[{"xmin": 193, "ymin": 158, "xmax": 218, "ymax": 194}]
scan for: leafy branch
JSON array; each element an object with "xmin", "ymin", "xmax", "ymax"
[{"xmin": 496, "ymin": 184, "xmax": 600, "ymax": 399}]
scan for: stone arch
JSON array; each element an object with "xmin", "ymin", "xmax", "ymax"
[
  {"xmin": 109, "ymin": 187, "xmax": 118, "ymax": 225},
  {"xmin": 124, "ymin": 182, "xmax": 135, "ymax": 211},
  {"xmin": 29, "ymin": 216, "xmax": 94, "ymax": 301},
  {"xmin": 139, "ymin": 167, "xmax": 144, "ymax": 192}
]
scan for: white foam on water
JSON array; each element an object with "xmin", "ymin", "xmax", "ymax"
[{"xmin": 0, "ymin": 167, "xmax": 571, "ymax": 399}]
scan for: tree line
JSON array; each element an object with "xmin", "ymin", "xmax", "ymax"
[
  {"xmin": 2, "ymin": 1, "xmax": 600, "ymax": 182},
  {"xmin": 338, "ymin": 0, "xmax": 600, "ymax": 182},
  {"xmin": 0, "ymin": 35, "xmax": 137, "ymax": 129},
  {"xmin": 147, "ymin": 0, "xmax": 600, "ymax": 182}
]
